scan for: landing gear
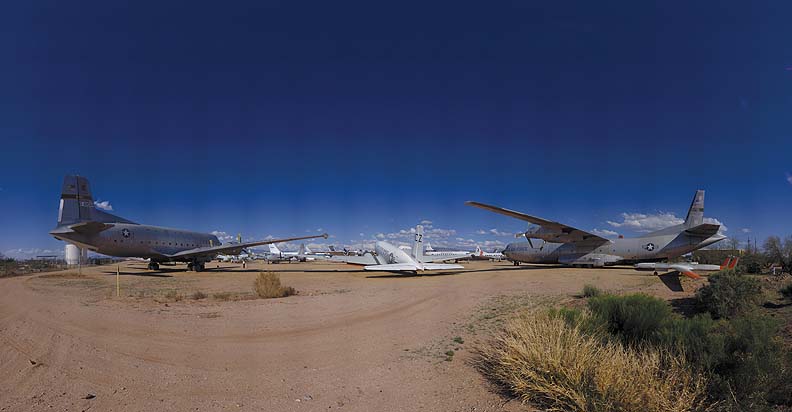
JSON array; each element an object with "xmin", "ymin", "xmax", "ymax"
[
  {"xmin": 188, "ymin": 261, "xmax": 205, "ymax": 272},
  {"xmin": 513, "ymin": 261, "xmax": 520, "ymax": 266},
  {"xmin": 148, "ymin": 261, "xmax": 160, "ymax": 270}
]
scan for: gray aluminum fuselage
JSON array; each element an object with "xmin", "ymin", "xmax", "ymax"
[
  {"xmin": 503, "ymin": 230, "xmax": 725, "ymax": 266},
  {"xmin": 52, "ymin": 223, "xmax": 220, "ymax": 262}
]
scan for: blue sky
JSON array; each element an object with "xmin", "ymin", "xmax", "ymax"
[{"xmin": 1, "ymin": 1, "xmax": 791, "ymax": 258}]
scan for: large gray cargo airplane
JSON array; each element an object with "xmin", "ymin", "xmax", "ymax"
[
  {"xmin": 466, "ymin": 190, "xmax": 725, "ymax": 279},
  {"xmin": 50, "ymin": 176, "xmax": 328, "ymax": 271}
]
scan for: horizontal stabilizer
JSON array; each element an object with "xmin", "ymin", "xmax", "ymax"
[
  {"xmin": 684, "ymin": 223, "xmax": 720, "ymax": 237},
  {"xmin": 364, "ymin": 263, "xmax": 419, "ymax": 271},
  {"xmin": 69, "ymin": 221, "xmax": 114, "ymax": 234}
]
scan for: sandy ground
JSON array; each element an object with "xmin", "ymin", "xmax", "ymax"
[{"xmin": 0, "ymin": 260, "xmax": 698, "ymax": 412}]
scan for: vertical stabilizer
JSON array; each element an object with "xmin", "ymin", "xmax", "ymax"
[
  {"xmin": 269, "ymin": 244, "xmax": 281, "ymax": 254},
  {"xmin": 58, "ymin": 175, "xmax": 94, "ymax": 226},
  {"xmin": 304, "ymin": 245, "xmax": 313, "ymax": 254},
  {"xmin": 298, "ymin": 244, "xmax": 306, "ymax": 255},
  {"xmin": 413, "ymin": 225, "xmax": 424, "ymax": 260},
  {"xmin": 684, "ymin": 190, "xmax": 705, "ymax": 228},
  {"xmin": 475, "ymin": 245, "xmax": 482, "ymax": 256}
]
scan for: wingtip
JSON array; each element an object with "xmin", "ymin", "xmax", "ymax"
[{"xmin": 322, "ymin": 233, "xmax": 329, "ymax": 239}]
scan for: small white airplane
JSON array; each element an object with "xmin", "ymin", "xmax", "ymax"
[
  {"xmin": 470, "ymin": 245, "xmax": 504, "ymax": 261},
  {"xmin": 422, "ymin": 245, "xmax": 471, "ymax": 262},
  {"xmin": 333, "ymin": 225, "xmax": 464, "ymax": 273},
  {"xmin": 635, "ymin": 256, "xmax": 739, "ymax": 279}
]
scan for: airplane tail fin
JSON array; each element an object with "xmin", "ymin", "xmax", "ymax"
[
  {"xmin": 720, "ymin": 257, "xmax": 731, "ymax": 270},
  {"xmin": 729, "ymin": 256, "xmax": 739, "ymax": 269},
  {"xmin": 57, "ymin": 175, "xmax": 136, "ymax": 227},
  {"xmin": 58, "ymin": 175, "xmax": 94, "ymax": 226},
  {"xmin": 298, "ymin": 244, "xmax": 306, "ymax": 255},
  {"xmin": 475, "ymin": 245, "xmax": 482, "ymax": 256},
  {"xmin": 269, "ymin": 244, "xmax": 281, "ymax": 254},
  {"xmin": 413, "ymin": 225, "xmax": 424, "ymax": 260},
  {"xmin": 304, "ymin": 245, "xmax": 313, "ymax": 254},
  {"xmin": 684, "ymin": 190, "xmax": 705, "ymax": 228}
]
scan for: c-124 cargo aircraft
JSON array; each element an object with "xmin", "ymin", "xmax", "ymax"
[
  {"xmin": 466, "ymin": 190, "xmax": 725, "ymax": 279},
  {"xmin": 50, "ymin": 176, "xmax": 328, "ymax": 271}
]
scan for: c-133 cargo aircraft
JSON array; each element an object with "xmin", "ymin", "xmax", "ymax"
[
  {"xmin": 50, "ymin": 175, "xmax": 327, "ymax": 271},
  {"xmin": 467, "ymin": 190, "xmax": 726, "ymax": 279}
]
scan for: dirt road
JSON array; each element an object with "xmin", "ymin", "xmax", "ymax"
[{"xmin": 0, "ymin": 260, "xmax": 691, "ymax": 411}]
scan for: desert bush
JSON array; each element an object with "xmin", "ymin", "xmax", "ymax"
[
  {"xmin": 254, "ymin": 272, "xmax": 296, "ymax": 299},
  {"xmin": 737, "ymin": 252, "xmax": 765, "ymax": 274},
  {"xmin": 191, "ymin": 290, "xmax": 207, "ymax": 300},
  {"xmin": 477, "ymin": 311, "xmax": 705, "ymax": 412},
  {"xmin": 164, "ymin": 290, "xmax": 182, "ymax": 301},
  {"xmin": 587, "ymin": 293, "xmax": 672, "ymax": 345},
  {"xmin": 696, "ymin": 270, "xmax": 763, "ymax": 319},
  {"xmin": 582, "ymin": 284, "xmax": 602, "ymax": 298},
  {"xmin": 780, "ymin": 283, "xmax": 792, "ymax": 299},
  {"xmin": 706, "ymin": 315, "xmax": 786, "ymax": 411}
]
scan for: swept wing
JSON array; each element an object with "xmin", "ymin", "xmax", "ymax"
[
  {"xmin": 465, "ymin": 201, "xmax": 609, "ymax": 245},
  {"xmin": 167, "ymin": 233, "xmax": 328, "ymax": 260}
]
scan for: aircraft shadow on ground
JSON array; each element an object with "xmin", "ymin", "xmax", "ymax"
[
  {"xmin": 101, "ymin": 270, "xmax": 174, "ymax": 278},
  {"xmin": 365, "ymin": 271, "xmax": 462, "ymax": 278}
]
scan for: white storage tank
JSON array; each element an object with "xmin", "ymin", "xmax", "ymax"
[{"xmin": 65, "ymin": 243, "xmax": 84, "ymax": 265}]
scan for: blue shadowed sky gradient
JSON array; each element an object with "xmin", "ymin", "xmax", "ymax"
[{"xmin": 1, "ymin": 1, "xmax": 791, "ymax": 258}]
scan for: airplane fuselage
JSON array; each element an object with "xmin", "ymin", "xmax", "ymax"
[
  {"xmin": 52, "ymin": 223, "xmax": 220, "ymax": 262},
  {"xmin": 503, "ymin": 232, "xmax": 725, "ymax": 266}
]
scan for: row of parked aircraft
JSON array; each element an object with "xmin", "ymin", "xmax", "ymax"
[{"xmin": 50, "ymin": 176, "xmax": 728, "ymax": 283}]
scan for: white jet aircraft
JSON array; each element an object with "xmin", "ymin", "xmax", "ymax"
[
  {"xmin": 470, "ymin": 245, "xmax": 504, "ymax": 261},
  {"xmin": 333, "ymin": 225, "xmax": 464, "ymax": 273}
]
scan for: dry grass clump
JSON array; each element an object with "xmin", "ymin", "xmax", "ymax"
[
  {"xmin": 254, "ymin": 272, "xmax": 296, "ymax": 299},
  {"xmin": 191, "ymin": 290, "xmax": 207, "ymax": 300},
  {"xmin": 477, "ymin": 311, "xmax": 705, "ymax": 412},
  {"xmin": 164, "ymin": 290, "xmax": 182, "ymax": 302}
]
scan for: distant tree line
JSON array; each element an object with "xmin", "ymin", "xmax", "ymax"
[{"xmin": 696, "ymin": 235, "xmax": 792, "ymax": 275}]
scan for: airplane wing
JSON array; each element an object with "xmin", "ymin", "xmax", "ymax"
[
  {"xmin": 166, "ymin": 233, "xmax": 328, "ymax": 260},
  {"xmin": 330, "ymin": 253, "xmax": 379, "ymax": 265},
  {"xmin": 465, "ymin": 201, "xmax": 609, "ymax": 245},
  {"xmin": 669, "ymin": 264, "xmax": 702, "ymax": 279},
  {"xmin": 420, "ymin": 255, "xmax": 466, "ymax": 263},
  {"xmin": 422, "ymin": 263, "xmax": 464, "ymax": 270},
  {"xmin": 364, "ymin": 263, "xmax": 419, "ymax": 271}
]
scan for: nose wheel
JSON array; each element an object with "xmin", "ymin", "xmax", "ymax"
[{"xmin": 147, "ymin": 262, "xmax": 160, "ymax": 270}]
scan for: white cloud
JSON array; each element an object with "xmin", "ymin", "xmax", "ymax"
[
  {"xmin": 375, "ymin": 233, "xmax": 385, "ymax": 239},
  {"xmin": 420, "ymin": 220, "xmax": 433, "ymax": 226},
  {"xmin": 703, "ymin": 217, "xmax": 728, "ymax": 233},
  {"xmin": 786, "ymin": 172, "xmax": 792, "ymax": 185},
  {"xmin": 93, "ymin": 200, "xmax": 113, "ymax": 211},
  {"xmin": 316, "ymin": 228, "xmax": 324, "ymax": 232},
  {"xmin": 3, "ymin": 248, "xmax": 64, "ymax": 260},
  {"xmin": 741, "ymin": 228, "xmax": 751, "ymax": 233},
  {"xmin": 607, "ymin": 212, "xmax": 684, "ymax": 232},
  {"xmin": 210, "ymin": 230, "xmax": 236, "ymax": 243},
  {"xmin": 591, "ymin": 228, "xmax": 619, "ymax": 237}
]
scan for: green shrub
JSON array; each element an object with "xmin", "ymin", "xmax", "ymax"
[
  {"xmin": 588, "ymin": 293, "xmax": 673, "ymax": 345},
  {"xmin": 582, "ymin": 284, "xmax": 603, "ymax": 297},
  {"xmin": 707, "ymin": 315, "xmax": 785, "ymax": 411},
  {"xmin": 696, "ymin": 270, "xmax": 763, "ymax": 319},
  {"xmin": 780, "ymin": 283, "xmax": 792, "ymax": 299}
]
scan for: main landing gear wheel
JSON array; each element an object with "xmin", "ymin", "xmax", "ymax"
[
  {"xmin": 148, "ymin": 262, "xmax": 160, "ymax": 270},
  {"xmin": 188, "ymin": 261, "xmax": 205, "ymax": 272},
  {"xmin": 513, "ymin": 261, "xmax": 520, "ymax": 266}
]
